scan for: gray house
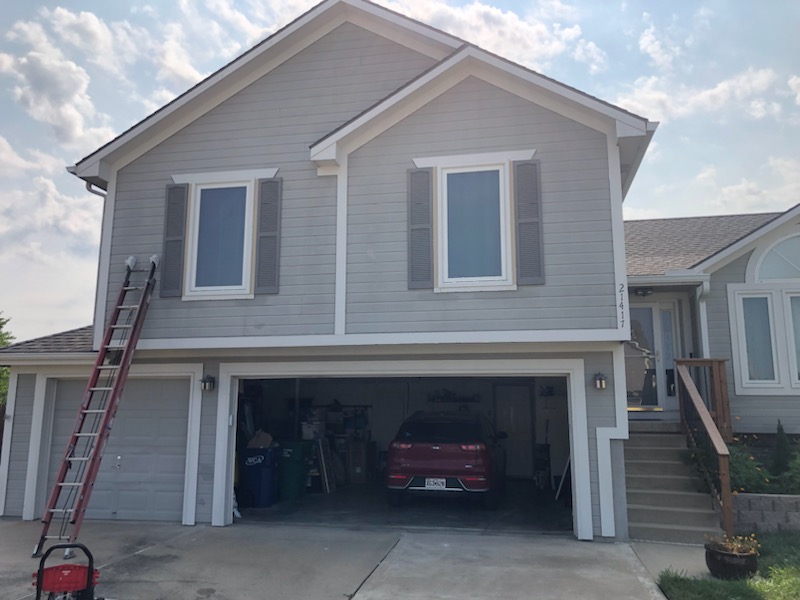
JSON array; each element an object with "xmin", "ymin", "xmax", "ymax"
[{"xmin": 7, "ymin": 0, "xmax": 792, "ymax": 544}]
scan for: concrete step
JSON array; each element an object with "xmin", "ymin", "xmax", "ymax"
[
  {"xmin": 628, "ymin": 504, "xmax": 721, "ymax": 529},
  {"xmin": 628, "ymin": 522, "xmax": 723, "ymax": 545},
  {"xmin": 629, "ymin": 421, "xmax": 682, "ymax": 434},
  {"xmin": 624, "ymin": 446, "xmax": 690, "ymax": 462},
  {"xmin": 626, "ymin": 460, "xmax": 694, "ymax": 477},
  {"xmin": 627, "ymin": 489, "xmax": 715, "ymax": 511},
  {"xmin": 625, "ymin": 433, "xmax": 686, "ymax": 449},
  {"xmin": 626, "ymin": 474, "xmax": 707, "ymax": 493}
]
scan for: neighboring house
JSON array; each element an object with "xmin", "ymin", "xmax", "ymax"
[
  {"xmin": 625, "ymin": 206, "xmax": 800, "ymax": 434},
  {"xmin": 1, "ymin": 0, "xmax": 658, "ymax": 542}
]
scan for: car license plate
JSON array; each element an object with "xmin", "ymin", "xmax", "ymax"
[{"xmin": 425, "ymin": 477, "xmax": 446, "ymax": 490}]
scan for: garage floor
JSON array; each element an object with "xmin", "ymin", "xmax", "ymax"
[{"xmin": 240, "ymin": 479, "xmax": 572, "ymax": 534}]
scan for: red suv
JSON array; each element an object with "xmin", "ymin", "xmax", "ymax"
[{"xmin": 385, "ymin": 411, "xmax": 507, "ymax": 508}]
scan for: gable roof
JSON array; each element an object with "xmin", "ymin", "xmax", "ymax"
[
  {"xmin": 625, "ymin": 212, "xmax": 782, "ymax": 276},
  {"xmin": 0, "ymin": 326, "xmax": 93, "ymax": 355},
  {"xmin": 69, "ymin": 0, "xmax": 654, "ymax": 192}
]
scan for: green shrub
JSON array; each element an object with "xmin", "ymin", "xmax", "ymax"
[
  {"xmin": 780, "ymin": 454, "xmax": 800, "ymax": 495},
  {"xmin": 729, "ymin": 443, "xmax": 770, "ymax": 493},
  {"xmin": 771, "ymin": 420, "xmax": 793, "ymax": 475}
]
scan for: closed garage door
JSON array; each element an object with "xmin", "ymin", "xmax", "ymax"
[{"xmin": 47, "ymin": 378, "xmax": 189, "ymax": 521}]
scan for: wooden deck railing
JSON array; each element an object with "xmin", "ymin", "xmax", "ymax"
[
  {"xmin": 675, "ymin": 358, "xmax": 732, "ymax": 442},
  {"xmin": 676, "ymin": 362, "xmax": 734, "ymax": 537}
]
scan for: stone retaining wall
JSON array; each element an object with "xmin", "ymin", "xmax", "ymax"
[{"xmin": 734, "ymin": 493, "xmax": 800, "ymax": 533}]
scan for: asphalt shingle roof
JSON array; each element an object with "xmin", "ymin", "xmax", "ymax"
[
  {"xmin": 0, "ymin": 325, "xmax": 93, "ymax": 355},
  {"xmin": 624, "ymin": 212, "xmax": 781, "ymax": 276}
]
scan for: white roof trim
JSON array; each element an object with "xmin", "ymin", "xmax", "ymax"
[
  {"xmin": 70, "ymin": 0, "xmax": 461, "ymax": 183},
  {"xmin": 688, "ymin": 203, "xmax": 800, "ymax": 274},
  {"xmin": 628, "ymin": 273, "xmax": 709, "ymax": 287},
  {"xmin": 310, "ymin": 44, "xmax": 650, "ymax": 164}
]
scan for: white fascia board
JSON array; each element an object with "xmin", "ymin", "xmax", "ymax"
[
  {"xmin": 690, "ymin": 203, "xmax": 800, "ymax": 274},
  {"xmin": 312, "ymin": 45, "xmax": 650, "ymax": 165},
  {"xmin": 628, "ymin": 273, "xmax": 709, "ymax": 286},
  {"xmin": 136, "ymin": 328, "xmax": 628, "ymax": 352}
]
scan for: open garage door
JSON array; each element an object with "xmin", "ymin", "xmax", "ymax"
[
  {"xmin": 46, "ymin": 378, "xmax": 190, "ymax": 521},
  {"xmin": 232, "ymin": 376, "xmax": 572, "ymax": 534}
]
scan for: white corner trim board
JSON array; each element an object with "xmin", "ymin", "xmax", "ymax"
[
  {"xmin": 212, "ymin": 358, "xmax": 595, "ymax": 541},
  {"xmin": 17, "ymin": 363, "xmax": 203, "ymax": 526},
  {"xmin": 595, "ymin": 343, "xmax": 629, "ymax": 537},
  {"xmin": 0, "ymin": 371, "xmax": 19, "ymax": 516}
]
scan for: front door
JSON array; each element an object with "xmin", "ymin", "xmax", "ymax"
[{"xmin": 625, "ymin": 304, "xmax": 679, "ymax": 414}]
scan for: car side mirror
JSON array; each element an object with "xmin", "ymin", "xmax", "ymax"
[{"xmin": 495, "ymin": 431, "xmax": 508, "ymax": 440}]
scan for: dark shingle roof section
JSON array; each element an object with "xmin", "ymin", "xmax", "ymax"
[
  {"xmin": 0, "ymin": 326, "xmax": 93, "ymax": 354},
  {"xmin": 625, "ymin": 212, "xmax": 781, "ymax": 276}
]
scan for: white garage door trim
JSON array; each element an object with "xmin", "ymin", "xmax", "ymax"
[
  {"xmin": 15, "ymin": 363, "xmax": 203, "ymax": 526},
  {"xmin": 212, "ymin": 358, "xmax": 593, "ymax": 540}
]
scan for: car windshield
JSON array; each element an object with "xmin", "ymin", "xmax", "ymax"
[{"xmin": 397, "ymin": 420, "xmax": 481, "ymax": 443}]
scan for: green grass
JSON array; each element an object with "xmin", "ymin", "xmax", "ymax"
[{"xmin": 657, "ymin": 533, "xmax": 800, "ymax": 600}]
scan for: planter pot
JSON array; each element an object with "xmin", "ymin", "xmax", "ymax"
[{"xmin": 704, "ymin": 544, "xmax": 758, "ymax": 580}]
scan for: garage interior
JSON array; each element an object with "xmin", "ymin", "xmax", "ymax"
[{"xmin": 233, "ymin": 376, "xmax": 573, "ymax": 533}]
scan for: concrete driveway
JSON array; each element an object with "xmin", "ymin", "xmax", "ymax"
[{"xmin": 0, "ymin": 519, "xmax": 665, "ymax": 600}]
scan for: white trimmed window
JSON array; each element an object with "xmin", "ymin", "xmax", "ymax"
[
  {"xmin": 729, "ymin": 233, "xmax": 800, "ymax": 394},
  {"xmin": 161, "ymin": 169, "xmax": 281, "ymax": 300},
  {"xmin": 410, "ymin": 149, "xmax": 541, "ymax": 293}
]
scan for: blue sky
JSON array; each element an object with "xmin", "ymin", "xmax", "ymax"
[{"xmin": 1, "ymin": 0, "xmax": 799, "ymax": 342}]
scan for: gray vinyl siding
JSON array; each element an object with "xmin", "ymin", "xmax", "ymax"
[
  {"xmin": 109, "ymin": 22, "xmax": 436, "ymax": 340},
  {"xmin": 709, "ymin": 253, "xmax": 800, "ymax": 433},
  {"xmin": 346, "ymin": 76, "xmax": 615, "ymax": 333},
  {"xmin": 4, "ymin": 374, "xmax": 35, "ymax": 516},
  {"xmin": 196, "ymin": 382, "xmax": 218, "ymax": 523}
]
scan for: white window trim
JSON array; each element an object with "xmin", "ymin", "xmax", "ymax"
[
  {"xmin": 414, "ymin": 150, "xmax": 534, "ymax": 294},
  {"xmin": 728, "ymin": 284, "xmax": 799, "ymax": 395},
  {"xmin": 784, "ymin": 292, "xmax": 800, "ymax": 388},
  {"xmin": 172, "ymin": 169, "xmax": 277, "ymax": 301}
]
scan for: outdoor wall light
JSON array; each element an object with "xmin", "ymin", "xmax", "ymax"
[
  {"xmin": 200, "ymin": 375, "xmax": 216, "ymax": 392},
  {"xmin": 593, "ymin": 373, "xmax": 607, "ymax": 390},
  {"xmin": 634, "ymin": 287, "xmax": 654, "ymax": 297}
]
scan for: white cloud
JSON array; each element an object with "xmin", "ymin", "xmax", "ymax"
[
  {"xmin": 789, "ymin": 75, "xmax": 800, "ymax": 106},
  {"xmin": 204, "ymin": 0, "xmax": 270, "ymax": 46},
  {"xmin": 695, "ymin": 158, "xmax": 800, "ymax": 213},
  {"xmin": 0, "ymin": 21, "xmax": 115, "ymax": 153},
  {"xmin": 623, "ymin": 205, "xmax": 664, "ymax": 220},
  {"xmin": 573, "ymin": 39, "xmax": 607, "ymax": 74},
  {"xmin": 616, "ymin": 68, "xmax": 779, "ymax": 122},
  {"xmin": 748, "ymin": 99, "xmax": 781, "ymax": 120},
  {"xmin": 154, "ymin": 23, "xmax": 206, "ymax": 87},
  {"xmin": 375, "ymin": 0, "xmax": 584, "ymax": 71},
  {"xmin": 0, "ymin": 136, "xmax": 63, "ymax": 177},
  {"xmin": 638, "ymin": 18, "xmax": 679, "ymax": 71},
  {"xmin": 0, "ymin": 177, "xmax": 101, "ymax": 257}
]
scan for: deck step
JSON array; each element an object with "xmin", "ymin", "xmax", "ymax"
[
  {"xmin": 627, "ymin": 489, "xmax": 715, "ymax": 511},
  {"xmin": 625, "ymin": 433, "xmax": 686, "ymax": 449},
  {"xmin": 628, "ymin": 421, "xmax": 682, "ymax": 434},
  {"xmin": 628, "ymin": 522, "xmax": 722, "ymax": 545},
  {"xmin": 624, "ymin": 446, "xmax": 690, "ymax": 462},
  {"xmin": 626, "ymin": 474, "xmax": 707, "ymax": 493},
  {"xmin": 626, "ymin": 460, "xmax": 695, "ymax": 477},
  {"xmin": 628, "ymin": 504, "xmax": 721, "ymax": 529}
]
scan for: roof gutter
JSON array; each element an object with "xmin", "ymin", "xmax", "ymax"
[
  {"xmin": 0, "ymin": 353, "xmax": 97, "ymax": 367},
  {"xmin": 628, "ymin": 273, "xmax": 710, "ymax": 287}
]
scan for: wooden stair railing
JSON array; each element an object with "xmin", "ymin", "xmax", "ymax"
[
  {"xmin": 675, "ymin": 358, "xmax": 732, "ymax": 442},
  {"xmin": 676, "ymin": 362, "xmax": 734, "ymax": 537}
]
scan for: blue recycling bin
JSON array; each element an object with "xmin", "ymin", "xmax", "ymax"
[{"xmin": 242, "ymin": 447, "xmax": 279, "ymax": 507}]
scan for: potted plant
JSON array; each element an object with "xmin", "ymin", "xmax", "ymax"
[{"xmin": 704, "ymin": 534, "xmax": 759, "ymax": 580}]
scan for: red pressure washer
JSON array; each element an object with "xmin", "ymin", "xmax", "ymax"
[{"xmin": 32, "ymin": 543, "xmax": 103, "ymax": 600}]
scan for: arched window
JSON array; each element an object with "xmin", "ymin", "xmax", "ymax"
[{"xmin": 758, "ymin": 235, "xmax": 800, "ymax": 281}]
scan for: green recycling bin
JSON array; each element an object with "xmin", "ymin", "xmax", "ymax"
[{"xmin": 279, "ymin": 441, "xmax": 311, "ymax": 503}]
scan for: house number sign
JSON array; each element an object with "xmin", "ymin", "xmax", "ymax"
[{"xmin": 618, "ymin": 283, "xmax": 626, "ymax": 328}]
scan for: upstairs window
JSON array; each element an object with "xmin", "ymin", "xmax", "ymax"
[{"xmin": 161, "ymin": 169, "xmax": 281, "ymax": 300}]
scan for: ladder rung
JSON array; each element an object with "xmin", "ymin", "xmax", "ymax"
[
  {"xmin": 67, "ymin": 457, "xmax": 90, "ymax": 462},
  {"xmin": 45, "ymin": 535, "xmax": 68, "ymax": 540},
  {"xmin": 105, "ymin": 345, "xmax": 125, "ymax": 350},
  {"xmin": 110, "ymin": 324, "xmax": 133, "ymax": 329},
  {"xmin": 49, "ymin": 508, "xmax": 75, "ymax": 513},
  {"xmin": 82, "ymin": 409, "xmax": 106, "ymax": 414},
  {"xmin": 118, "ymin": 305, "xmax": 139, "ymax": 310},
  {"xmin": 97, "ymin": 365, "xmax": 119, "ymax": 370},
  {"xmin": 90, "ymin": 387, "xmax": 114, "ymax": 391},
  {"xmin": 58, "ymin": 482, "xmax": 83, "ymax": 487},
  {"xmin": 75, "ymin": 433, "xmax": 99, "ymax": 437},
  {"xmin": 123, "ymin": 286, "xmax": 144, "ymax": 291}
]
